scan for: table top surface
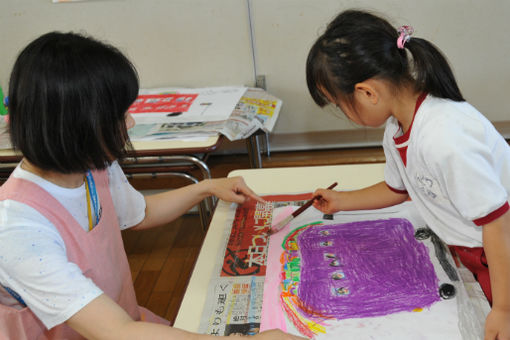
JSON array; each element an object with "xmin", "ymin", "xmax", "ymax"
[
  {"xmin": 173, "ymin": 163, "xmax": 386, "ymax": 331},
  {"xmin": 132, "ymin": 135, "xmax": 220, "ymax": 150},
  {"xmin": 129, "ymin": 135, "xmax": 221, "ymax": 156},
  {"xmin": 0, "ymin": 135, "xmax": 222, "ymax": 161}
]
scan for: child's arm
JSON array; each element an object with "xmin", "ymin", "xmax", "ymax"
[
  {"xmin": 312, "ymin": 181, "xmax": 409, "ymax": 214},
  {"xmin": 67, "ymin": 294, "xmax": 306, "ymax": 340},
  {"xmin": 482, "ymin": 209, "xmax": 510, "ymax": 340},
  {"xmin": 132, "ymin": 176, "xmax": 264, "ymax": 230}
]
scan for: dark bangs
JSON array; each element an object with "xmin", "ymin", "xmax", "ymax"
[
  {"xmin": 306, "ymin": 41, "xmax": 339, "ymax": 107},
  {"xmin": 306, "ymin": 31, "xmax": 363, "ymax": 109}
]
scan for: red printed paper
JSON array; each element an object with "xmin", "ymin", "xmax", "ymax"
[
  {"xmin": 221, "ymin": 193, "xmax": 312, "ymax": 277},
  {"xmin": 128, "ymin": 93, "xmax": 198, "ymax": 114}
]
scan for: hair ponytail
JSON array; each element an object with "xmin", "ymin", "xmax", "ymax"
[
  {"xmin": 307, "ymin": 10, "xmax": 464, "ymax": 107},
  {"xmin": 405, "ymin": 38, "xmax": 464, "ymax": 101}
]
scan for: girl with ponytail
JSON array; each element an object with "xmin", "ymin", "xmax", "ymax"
[{"xmin": 307, "ymin": 10, "xmax": 510, "ymax": 340}]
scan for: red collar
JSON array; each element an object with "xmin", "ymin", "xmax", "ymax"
[{"xmin": 394, "ymin": 92, "xmax": 427, "ymax": 145}]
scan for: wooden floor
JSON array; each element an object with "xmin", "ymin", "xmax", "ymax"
[
  {"xmin": 122, "ymin": 214, "xmax": 203, "ymax": 324},
  {"xmin": 122, "ymin": 146, "xmax": 385, "ymax": 325}
]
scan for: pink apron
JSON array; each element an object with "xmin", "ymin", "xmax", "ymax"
[{"xmin": 0, "ymin": 170, "xmax": 169, "ymax": 339}]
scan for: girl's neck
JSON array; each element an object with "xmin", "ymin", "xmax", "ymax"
[
  {"xmin": 21, "ymin": 160, "xmax": 85, "ymax": 189},
  {"xmin": 391, "ymin": 87, "xmax": 422, "ymax": 134}
]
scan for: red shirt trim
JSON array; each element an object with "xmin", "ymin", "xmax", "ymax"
[
  {"xmin": 393, "ymin": 92, "xmax": 428, "ymax": 167},
  {"xmin": 473, "ymin": 202, "xmax": 510, "ymax": 226},
  {"xmin": 386, "ymin": 183, "xmax": 408, "ymax": 195}
]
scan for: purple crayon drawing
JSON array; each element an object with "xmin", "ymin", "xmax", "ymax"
[{"xmin": 296, "ymin": 218, "xmax": 440, "ymax": 320}]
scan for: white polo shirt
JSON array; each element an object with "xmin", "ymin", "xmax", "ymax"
[{"xmin": 383, "ymin": 94, "xmax": 510, "ymax": 247}]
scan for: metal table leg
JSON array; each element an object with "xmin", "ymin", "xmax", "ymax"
[{"xmin": 246, "ymin": 133, "xmax": 262, "ymax": 168}]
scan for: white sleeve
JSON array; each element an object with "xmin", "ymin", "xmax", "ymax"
[
  {"xmin": 0, "ymin": 200, "xmax": 103, "ymax": 329},
  {"xmin": 107, "ymin": 161, "xmax": 146, "ymax": 230},
  {"xmin": 382, "ymin": 123, "xmax": 406, "ymax": 192}
]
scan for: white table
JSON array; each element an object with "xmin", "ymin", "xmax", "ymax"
[{"xmin": 174, "ymin": 163, "xmax": 386, "ymax": 331}]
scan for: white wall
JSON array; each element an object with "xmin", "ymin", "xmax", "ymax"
[
  {"xmin": 1, "ymin": 0, "xmax": 509, "ymax": 150},
  {"xmin": 251, "ymin": 0, "xmax": 510, "ymax": 134},
  {"xmin": 0, "ymin": 0, "xmax": 254, "ymax": 89}
]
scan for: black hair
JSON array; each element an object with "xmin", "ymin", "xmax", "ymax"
[
  {"xmin": 8, "ymin": 31, "xmax": 139, "ymax": 173},
  {"xmin": 306, "ymin": 10, "xmax": 464, "ymax": 108}
]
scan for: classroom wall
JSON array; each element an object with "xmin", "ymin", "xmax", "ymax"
[{"xmin": 1, "ymin": 0, "xmax": 509, "ymax": 151}]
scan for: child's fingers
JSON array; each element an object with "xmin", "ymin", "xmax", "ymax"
[
  {"xmin": 231, "ymin": 177, "xmax": 265, "ymax": 203},
  {"xmin": 313, "ymin": 188, "xmax": 328, "ymax": 198},
  {"xmin": 312, "ymin": 201, "xmax": 323, "ymax": 211},
  {"xmin": 313, "ymin": 196, "xmax": 328, "ymax": 211},
  {"xmin": 239, "ymin": 187, "xmax": 265, "ymax": 203},
  {"xmin": 228, "ymin": 192, "xmax": 248, "ymax": 204}
]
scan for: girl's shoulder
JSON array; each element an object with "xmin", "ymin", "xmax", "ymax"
[
  {"xmin": 415, "ymin": 95, "xmax": 488, "ymax": 127},
  {"xmin": 106, "ymin": 160, "xmax": 137, "ymax": 196},
  {"xmin": 106, "ymin": 160, "xmax": 146, "ymax": 230},
  {"xmin": 415, "ymin": 96, "xmax": 490, "ymax": 143},
  {"xmin": 413, "ymin": 96, "xmax": 506, "ymax": 163},
  {"xmin": 106, "ymin": 160, "xmax": 124, "ymax": 178}
]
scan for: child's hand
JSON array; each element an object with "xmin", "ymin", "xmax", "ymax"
[
  {"xmin": 312, "ymin": 188, "xmax": 342, "ymax": 214},
  {"xmin": 485, "ymin": 307, "xmax": 510, "ymax": 340},
  {"xmin": 205, "ymin": 177, "xmax": 265, "ymax": 204},
  {"xmin": 251, "ymin": 329, "xmax": 308, "ymax": 339}
]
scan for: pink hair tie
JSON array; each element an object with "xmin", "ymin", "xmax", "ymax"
[{"xmin": 397, "ymin": 25, "xmax": 414, "ymax": 49}]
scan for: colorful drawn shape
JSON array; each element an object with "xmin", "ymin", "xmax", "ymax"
[{"xmin": 280, "ymin": 218, "xmax": 440, "ymax": 337}]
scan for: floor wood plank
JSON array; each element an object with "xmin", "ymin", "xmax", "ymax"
[
  {"xmin": 153, "ymin": 247, "xmax": 190, "ymax": 294},
  {"xmin": 142, "ymin": 225, "xmax": 181, "ymax": 272},
  {"xmin": 146, "ymin": 291, "xmax": 173, "ymax": 322},
  {"xmin": 133, "ymin": 270, "xmax": 160, "ymax": 306}
]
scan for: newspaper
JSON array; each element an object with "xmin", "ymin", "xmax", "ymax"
[
  {"xmin": 128, "ymin": 88, "xmax": 282, "ymax": 142},
  {"xmin": 198, "ymin": 193, "xmax": 314, "ymax": 336},
  {"xmin": 199, "ymin": 276, "xmax": 265, "ymax": 336}
]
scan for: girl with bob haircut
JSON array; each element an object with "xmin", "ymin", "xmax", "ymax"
[
  {"xmin": 307, "ymin": 9, "xmax": 510, "ymax": 340},
  {"xmin": 0, "ymin": 32, "xmax": 305, "ymax": 340}
]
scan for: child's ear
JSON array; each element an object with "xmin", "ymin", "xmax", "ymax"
[{"xmin": 354, "ymin": 82, "xmax": 379, "ymax": 105}]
